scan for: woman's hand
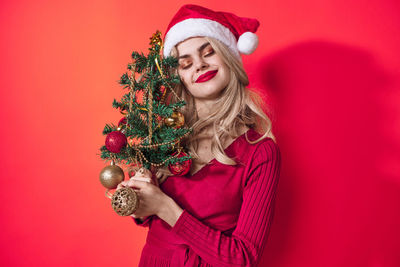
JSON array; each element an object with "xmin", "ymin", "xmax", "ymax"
[
  {"xmin": 116, "ymin": 168, "xmax": 168, "ymax": 219},
  {"xmin": 155, "ymin": 167, "xmax": 173, "ymax": 185}
]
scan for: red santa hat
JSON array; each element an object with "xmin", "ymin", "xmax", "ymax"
[{"xmin": 163, "ymin": 4, "xmax": 260, "ymax": 59}]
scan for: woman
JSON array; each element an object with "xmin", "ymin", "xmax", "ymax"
[{"xmin": 118, "ymin": 4, "xmax": 282, "ymax": 267}]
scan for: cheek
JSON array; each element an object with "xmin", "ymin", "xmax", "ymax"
[
  {"xmin": 178, "ymin": 71, "xmax": 189, "ymax": 84},
  {"xmin": 178, "ymin": 75, "xmax": 192, "ymax": 93},
  {"xmin": 221, "ymin": 68, "xmax": 231, "ymax": 85},
  {"xmin": 180, "ymin": 76, "xmax": 189, "ymax": 88}
]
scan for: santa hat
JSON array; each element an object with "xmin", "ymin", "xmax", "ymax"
[{"xmin": 163, "ymin": 5, "xmax": 260, "ymax": 59}]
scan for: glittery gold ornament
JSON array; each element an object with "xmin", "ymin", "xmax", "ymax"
[
  {"xmin": 99, "ymin": 164, "xmax": 125, "ymax": 189},
  {"xmin": 111, "ymin": 187, "xmax": 139, "ymax": 216},
  {"xmin": 164, "ymin": 111, "xmax": 185, "ymax": 128},
  {"xmin": 149, "ymin": 30, "xmax": 163, "ymax": 52}
]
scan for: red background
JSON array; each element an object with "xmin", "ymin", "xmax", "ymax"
[{"xmin": 1, "ymin": 0, "xmax": 399, "ymax": 266}]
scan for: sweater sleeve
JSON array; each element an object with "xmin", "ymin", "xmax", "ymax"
[{"xmin": 170, "ymin": 139, "xmax": 281, "ymax": 267}]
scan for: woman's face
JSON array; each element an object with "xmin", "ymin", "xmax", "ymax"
[{"xmin": 176, "ymin": 37, "xmax": 230, "ymax": 101}]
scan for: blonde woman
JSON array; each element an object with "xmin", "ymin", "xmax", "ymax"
[{"xmin": 117, "ymin": 4, "xmax": 282, "ymax": 267}]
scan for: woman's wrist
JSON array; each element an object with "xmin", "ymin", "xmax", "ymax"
[{"xmin": 157, "ymin": 195, "xmax": 184, "ymax": 227}]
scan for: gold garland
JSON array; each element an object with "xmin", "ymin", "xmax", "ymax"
[
  {"xmin": 136, "ymin": 130, "xmax": 191, "ymax": 149},
  {"xmin": 134, "ymin": 146, "xmax": 183, "ymax": 167},
  {"xmin": 128, "ymin": 63, "xmax": 136, "ymax": 115}
]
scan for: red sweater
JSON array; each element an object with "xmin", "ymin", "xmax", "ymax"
[{"xmin": 133, "ymin": 128, "xmax": 281, "ymax": 267}]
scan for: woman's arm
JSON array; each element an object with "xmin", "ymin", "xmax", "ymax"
[{"xmin": 158, "ymin": 139, "xmax": 281, "ymax": 267}]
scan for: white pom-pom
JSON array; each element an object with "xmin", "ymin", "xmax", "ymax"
[{"xmin": 237, "ymin": 32, "xmax": 259, "ymax": 55}]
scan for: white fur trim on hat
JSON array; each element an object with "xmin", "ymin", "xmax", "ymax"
[
  {"xmin": 237, "ymin": 32, "xmax": 259, "ymax": 55},
  {"xmin": 163, "ymin": 18, "xmax": 241, "ymax": 59}
]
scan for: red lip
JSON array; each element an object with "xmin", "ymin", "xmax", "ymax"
[{"xmin": 195, "ymin": 70, "xmax": 218, "ymax": 83}]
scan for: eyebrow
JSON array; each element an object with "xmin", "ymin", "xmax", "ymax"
[{"xmin": 178, "ymin": 42, "xmax": 211, "ymax": 59}]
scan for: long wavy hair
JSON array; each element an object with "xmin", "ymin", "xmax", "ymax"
[{"xmin": 169, "ymin": 36, "xmax": 276, "ymax": 166}]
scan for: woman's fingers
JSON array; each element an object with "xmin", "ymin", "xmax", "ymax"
[
  {"xmin": 117, "ymin": 180, "xmax": 129, "ymax": 190},
  {"xmin": 158, "ymin": 174, "xmax": 168, "ymax": 185},
  {"xmin": 117, "ymin": 175, "xmax": 152, "ymax": 192},
  {"xmin": 132, "ymin": 168, "xmax": 152, "ymax": 180},
  {"xmin": 132, "ymin": 176, "xmax": 151, "ymax": 183},
  {"xmin": 129, "ymin": 179, "xmax": 150, "ymax": 190},
  {"xmin": 156, "ymin": 168, "xmax": 172, "ymax": 185},
  {"xmin": 157, "ymin": 168, "xmax": 173, "ymax": 176}
]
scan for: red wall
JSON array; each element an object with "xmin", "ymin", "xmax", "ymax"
[{"xmin": 1, "ymin": 0, "xmax": 399, "ymax": 266}]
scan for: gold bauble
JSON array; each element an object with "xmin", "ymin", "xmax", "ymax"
[
  {"xmin": 99, "ymin": 165, "xmax": 125, "ymax": 189},
  {"xmin": 111, "ymin": 187, "xmax": 139, "ymax": 216},
  {"xmin": 164, "ymin": 111, "xmax": 185, "ymax": 128}
]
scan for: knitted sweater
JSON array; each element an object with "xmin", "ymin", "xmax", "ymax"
[{"xmin": 133, "ymin": 128, "xmax": 281, "ymax": 267}]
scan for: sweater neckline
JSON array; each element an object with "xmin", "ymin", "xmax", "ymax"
[{"xmin": 186, "ymin": 128, "xmax": 255, "ymax": 178}]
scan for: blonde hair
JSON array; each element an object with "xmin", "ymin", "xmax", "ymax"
[{"xmin": 169, "ymin": 37, "xmax": 276, "ymax": 166}]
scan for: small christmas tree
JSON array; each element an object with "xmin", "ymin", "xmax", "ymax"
[{"xmin": 99, "ymin": 31, "xmax": 192, "ymax": 176}]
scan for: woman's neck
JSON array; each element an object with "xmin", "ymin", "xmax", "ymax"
[{"xmin": 194, "ymin": 98, "xmax": 218, "ymax": 119}]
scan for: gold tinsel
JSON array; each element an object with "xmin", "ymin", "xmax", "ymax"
[{"xmin": 149, "ymin": 30, "xmax": 162, "ymax": 53}]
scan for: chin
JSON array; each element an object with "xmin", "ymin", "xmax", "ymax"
[
  {"xmin": 194, "ymin": 88, "xmax": 222, "ymax": 100},
  {"xmin": 196, "ymin": 81, "xmax": 226, "ymax": 96}
]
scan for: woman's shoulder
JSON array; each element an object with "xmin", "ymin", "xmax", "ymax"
[{"xmin": 240, "ymin": 128, "xmax": 280, "ymax": 161}]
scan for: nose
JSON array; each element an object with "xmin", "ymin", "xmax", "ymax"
[{"xmin": 194, "ymin": 57, "xmax": 209, "ymax": 72}]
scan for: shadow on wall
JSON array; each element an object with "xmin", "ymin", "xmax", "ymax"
[{"xmin": 255, "ymin": 39, "xmax": 400, "ymax": 267}]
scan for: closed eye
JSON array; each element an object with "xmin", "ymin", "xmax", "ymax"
[
  {"xmin": 181, "ymin": 63, "xmax": 192, "ymax": 70},
  {"xmin": 204, "ymin": 50, "xmax": 215, "ymax": 57}
]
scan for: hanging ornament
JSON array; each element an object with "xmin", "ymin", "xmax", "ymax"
[
  {"xmin": 118, "ymin": 117, "xmax": 127, "ymax": 126},
  {"xmin": 164, "ymin": 111, "xmax": 185, "ymax": 128},
  {"xmin": 168, "ymin": 151, "xmax": 192, "ymax": 176},
  {"xmin": 111, "ymin": 187, "xmax": 139, "ymax": 216},
  {"xmin": 149, "ymin": 30, "xmax": 163, "ymax": 53},
  {"xmin": 99, "ymin": 163, "xmax": 125, "ymax": 189},
  {"xmin": 105, "ymin": 131, "xmax": 127, "ymax": 153},
  {"xmin": 99, "ymin": 161, "xmax": 140, "ymax": 216}
]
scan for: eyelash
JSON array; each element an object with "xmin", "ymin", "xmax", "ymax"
[
  {"xmin": 182, "ymin": 64, "xmax": 192, "ymax": 70},
  {"xmin": 204, "ymin": 50, "xmax": 215, "ymax": 57},
  {"xmin": 181, "ymin": 50, "xmax": 215, "ymax": 69}
]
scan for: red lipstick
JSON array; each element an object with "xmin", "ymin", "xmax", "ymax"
[{"xmin": 195, "ymin": 70, "xmax": 218, "ymax": 83}]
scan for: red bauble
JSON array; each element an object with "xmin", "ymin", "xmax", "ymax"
[
  {"xmin": 168, "ymin": 151, "xmax": 192, "ymax": 176},
  {"xmin": 105, "ymin": 131, "xmax": 127, "ymax": 153}
]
